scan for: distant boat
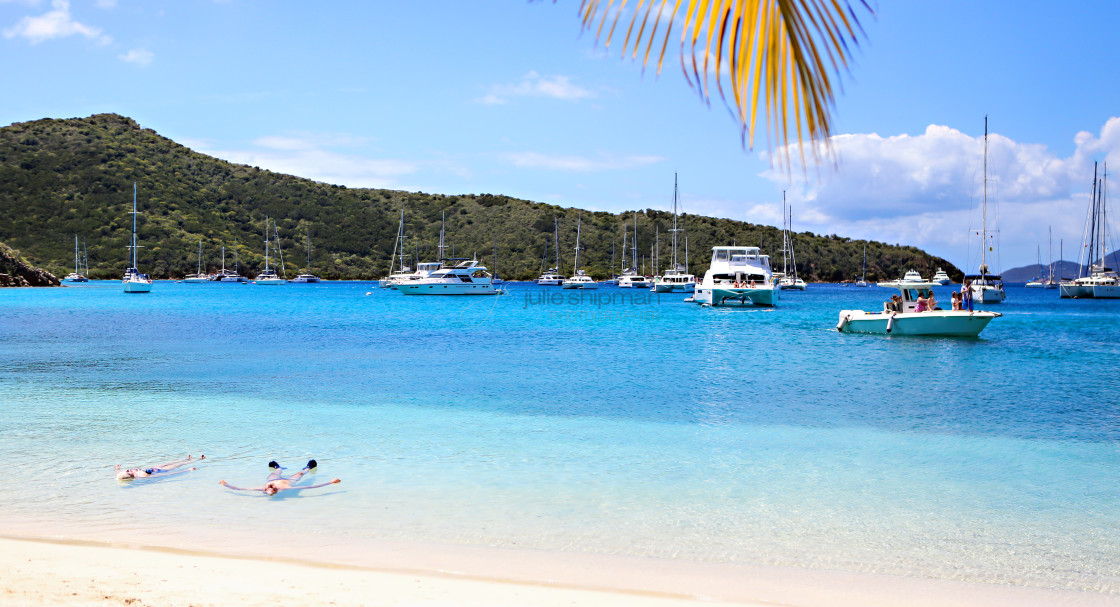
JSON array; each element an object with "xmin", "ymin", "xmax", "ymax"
[
  {"xmin": 562, "ymin": 211, "xmax": 598, "ymax": 289},
  {"xmin": 182, "ymin": 240, "xmax": 209, "ymax": 282},
  {"xmin": 396, "ymin": 259, "xmax": 500, "ymax": 295},
  {"xmin": 122, "ymin": 183, "xmax": 153, "ymax": 293},
  {"xmin": 855, "ymin": 243, "xmax": 869, "ymax": 287},
  {"xmin": 209, "ymin": 244, "xmax": 248, "ymax": 282},
  {"xmin": 967, "ymin": 116, "xmax": 1006, "ymax": 304},
  {"xmin": 931, "ymin": 268, "xmax": 951, "ymax": 285},
  {"xmin": 291, "ymin": 228, "xmax": 321, "ymax": 283},
  {"xmin": 535, "ymin": 218, "xmax": 566, "ymax": 285},
  {"xmin": 837, "ymin": 281, "xmax": 1000, "ymax": 336},
  {"xmin": 617, "ymin": 213, "xmax": 650, "ymax": 288},
  {"xmin": 62, "ymin": 235, "xmax": 88, "ymax": 282},
  {"xmin": 1061, "ymin": 162, "xmax": 1120, "ymax": 299},
  {"xmin": 652, "ymin": 174, "xmax": 696, "ymax": 293},
  {"xmin": 255, "ymin": 217, "xmax": 287, "ymax": 285},
  {"xmin": 691, "ymin": 246, "xmax": 778, "ymax": 307},
  {"xmin": 778, "ymin": 193, "xmax": 806, "ymax": 290}
]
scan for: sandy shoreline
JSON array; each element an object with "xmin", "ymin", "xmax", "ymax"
[{"xmin": 3, "ymin": 534, "xmax": 1118, "ymax": 607}]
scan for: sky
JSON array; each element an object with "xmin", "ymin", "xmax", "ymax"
[{"xmin": 3, "ymin": 0, "xmax": 1120, "ymax": 272}]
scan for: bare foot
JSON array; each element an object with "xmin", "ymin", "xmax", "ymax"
[
  {"xmin": 331, "ymin": 478, "xmax": 341, "ymax": 484},
  {"xmin": 219, "ymin": 480, "xmax": 227, "ymax": 485}
]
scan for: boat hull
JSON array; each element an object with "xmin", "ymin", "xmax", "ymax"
[
  {"xmin": 694, "ymin": 286, "xmax": 777, "ymax": 307},
  {"xmin": 1093, "ymin": 284, "xmax": 1120, "ymax": 299},
  {"xmin": 972, "ymin": 286, "xmax": 1005, "ymax": 303},
  {"xmin": 123, "ymin": 280, "xmax": 152, "ymax": 293},
  {"xmin": 397, "ymin": 283, "xmax": 498, "ymax": 295},
  {"xmin": 1059, "ymin": 283, "xmax": 1092, "ymax": 298},
  {"xmin": 653, "ymin": 283, "xmax": 695, "ymax": 293},
  {"xmin": 837, "ymin": 310, "xmax": 998, "ymax": 336},
  {"xmin": 256, "ymin": 279, "xmax": 288, "ymax": 285}
]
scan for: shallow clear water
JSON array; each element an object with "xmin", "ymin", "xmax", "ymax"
[{"xmin": 1, "ymin": 281, "xmax": 1118, "ymax": 592}]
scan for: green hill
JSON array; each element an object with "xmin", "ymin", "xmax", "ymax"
[{"xmin": 0, "ymin": 113, "xmax": 960, "ymax": 282}]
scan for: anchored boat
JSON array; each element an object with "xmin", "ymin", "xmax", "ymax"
[
  {"xmin": 691, "ymin": 246, "xmax": 778, "ymax": 307},
  {"xmin": 837, "ymin": 282, "xmax": 1000, "ymax": 336}
]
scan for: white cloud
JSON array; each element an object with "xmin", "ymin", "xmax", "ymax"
[
  {"xmin": 119, "ymin": 47, "xmax": 153, "ymax": 66},
  {"xmin": 476, "ymin": 71, "xmax": 593, "ymax": 105},
  {"xmin": 755, "ymin": 119, "xmax": 1120, "ymax": 269},
  {"xmin": 190, "ymin": 134, "xmax": 418, "ymax": 189},
  {"xmin": 2, "ymin": 0, "xmax": 111, "ymax": 45},
  {"xmin": 504, "ymin": 150, "xmax": 661, "ymax": 172}
]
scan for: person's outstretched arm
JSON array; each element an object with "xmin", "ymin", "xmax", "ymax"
[
  {"xmin": 219, "ymin": 480, "xmax": 262, "ymax": 491},
  {"xmin": 282, "ymin": 478, "xmax": 341, "ymax": 492}
]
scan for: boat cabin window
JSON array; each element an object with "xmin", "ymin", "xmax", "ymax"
[{"xmin": 714, "ymin": 249, "xmax": 729, "ymax": 262}]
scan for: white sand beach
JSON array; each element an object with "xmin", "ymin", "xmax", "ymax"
[{"xmin": 3, "ymin": 535, "xmax": 1117, "ymax": 607}]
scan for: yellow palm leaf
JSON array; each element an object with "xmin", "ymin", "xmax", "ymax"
[{"xmin": 574, "ymin": 0, "xmax": 870, "ymax": 170}]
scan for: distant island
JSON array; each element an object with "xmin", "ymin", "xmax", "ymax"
[{"xmin": 0, "ymin": 113, "xmax": 960, "ymax": 282}]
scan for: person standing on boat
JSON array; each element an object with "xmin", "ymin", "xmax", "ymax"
[
  {"xmin": 961, "ymin": 279, "xmax": 973, "ymax": 312},
  {"xmin": 219, "ymin": 459, "xmax": 339, "ymax": 496}
]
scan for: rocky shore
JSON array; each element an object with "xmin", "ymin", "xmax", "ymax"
[{"xmin": 0, "ymin": 241, "xmax": 60, "ymax": 287}]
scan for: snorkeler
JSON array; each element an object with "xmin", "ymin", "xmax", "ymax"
[
  {"xmin": 219, "ymin": 459, "xmax": 340, "ymax": 496},
  {"xmin": 116, "ymin": 455, "xmax": 204, "ymax": 480}
]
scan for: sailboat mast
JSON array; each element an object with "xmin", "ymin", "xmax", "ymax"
[
  {"xmin": 573, "ymin": 211, "xmax": 582, "ymax": 271},
  {"xmin": 632, "ymin": 213, "xmax": 638, "ymax": 272},
  {"xmin": 263, "ymin": 217, "xmax": 271, "ymax": 272},
  {"xmin": 554, "ymin": 217, "xmax": 559, "ymax": 271},
  {"xmin": 130, "ymin": 182, "xmax": 139, "ymax": 268},
  {"xmin": 782, "ymin": 191, "xmax": 789, "ymax": 277},
  {"xmin": 197, "ymin": 240, "xmax": 203, "ymax": 274},
  {"xmin": 74, "ymin": 235, "xmax": 80, "ymax": 274},
  {"xmin": 981, "ymin": 116, "xmax": 988, "ymax": 273},
  {"xmin": 671, "ymin": 173, "xmax": 680, "ymax": 267}
]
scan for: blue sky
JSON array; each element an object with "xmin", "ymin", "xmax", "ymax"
[{"xmin": 3, "ymin": 0, "xmax": 1120, "ymax": 272}]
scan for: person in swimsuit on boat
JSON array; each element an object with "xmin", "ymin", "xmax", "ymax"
[
  {"xmin": 116, "ymin": 455, "xmax": 203, "ymax": 480},
  {"xmin": 219, "ymin": 459, "xmax": 340, "ymax": 496}
]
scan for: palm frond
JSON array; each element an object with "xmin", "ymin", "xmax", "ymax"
[{"xmin": 576, "ymin": 0, "xmax": 871, "ymax": 170}]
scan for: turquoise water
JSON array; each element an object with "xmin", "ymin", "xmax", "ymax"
[{"xmin": 1, "ymin": 281, "xmax": 1118, "ymax": 592}]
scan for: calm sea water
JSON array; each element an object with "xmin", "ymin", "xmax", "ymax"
[{"xmin": 1, "ymin": 281, "xmax": 1118, "ymax": 593}]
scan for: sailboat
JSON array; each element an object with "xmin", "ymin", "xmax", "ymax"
[
  {"xmin": 122, "ymin": 183, "xmax": 153, "ymax": 293},
  {"xmin": 965, "ymin": 116, "xmax": 1006, "ymax": 303},
  {"xmin": 62, "ymin": 235, "xmax": 88, "ymax": 282},
  {"xmin": 1060, "ymin": 162, "xmax": 1119, "ymax": 298},
  {"xmin": 778, "ymin": 193, "xmax": 806, "ymax": 290},
  {"xmin": 617, "ymin": 213, "xmax": 650, "ymax": 288},
  {"xmin": 562, "ymin": 211, "xmax": 598, "ymax": 289},
  {"xmin": 255, "ymin": 217, "xmax": 287, "ymax": 285},
  {"xmin": 653, "ymin": 173, "xmax": 697, "ymax": 293},
  {"xmin": 291, "ymin": 228, "xmax": 321, "ymax": 283},
  {"xmin": 183, "ymin": 240, "xmax": 209, "ymax": 282},
  {"xmin": 1025, "ymin": 246, "xmax": 1045, "ymax": 287},
  {"xmin": 536, "ymin": 217, "xmax": 566, "ymax": 285},
  {"xmin": 855, "ymin": 243, "xmax": 869, "ymax": 287},
  {"xmin": 1043, "ymin": 227, "xmax": 1058, "ymax": 288},
  {"xmin": 210, "ymin": 243, "xmax": 248, "ymax": 282}
]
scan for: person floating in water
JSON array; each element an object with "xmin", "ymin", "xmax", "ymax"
[
  {"xmin": 219, "ymin": 459, "xmax": 340, "ymax": 496},
  {"xmin": 116, "ymin": 455, "xmax": 204, "ymax": 480}
]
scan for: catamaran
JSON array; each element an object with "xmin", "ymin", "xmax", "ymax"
[
  {"xmin": 562, "ymin": 211, "xmax": 598, "ymax": 289},
  {"xmin": 62, "ymin": 235, "xmax": 88, "ymax": 282},
  {"xmin": 777, "ymin": 193, "xmax": 806, "ymax": 290},
  {"xmin": 122, "ymin": 183, "xmax": 153, "ymax": 293},
  {"xmin": 691, "ymin": 246, "xmax": 778, "ymax": 307},
  {"xmin": 1061, "ymin": 162, "xmax": 1118, "ymax": 298},
  {"xmin": 652, "ymin": 174, "xmax": 696, "ymax": 293},
  {"xmin": 255, "ymin": 217, "xmax": 287, "ymax": 285},
  {"xmin": 209, "ymin": 244, "xmax": 248, "ymax": 282},
  {"xmin": 291, "ymin": 228, "xmax": 321, "ymax": 283},
  {"xmin": 617, "ymin": 213, "xmax": 650, "ymax": 288},
  {"xmin": 183, "ymin": 240, "xmax": 210, "ymax": 282},
  {"xmin": 536, "ymin": 218, "xmax": 566, "ymax": 285}
]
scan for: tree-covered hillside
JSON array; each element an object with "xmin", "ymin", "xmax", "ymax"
[{"xmin": 0, "ymin": 114, "xmax": 960, "ymax": 281}]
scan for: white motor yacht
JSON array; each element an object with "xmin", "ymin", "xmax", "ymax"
[
  {"xmin": 931, "ymin": 268, "xmax": 951, "ymax": 285},
  {"xmin": 837, "ymin": 282, "xmax": 1000, "ymax": 336},
  {"xmin": 691, "ymin": 246, "xmax": 778, "ymax": 307},
  {"xmin": 617, "ymin": 271, "xmax": 651, "ymax": 288},
  {"xmin": 778, "ymin": 275, "xmax": 807, "ymax": 290},
  {"xmin": 562, "ymin": 270, "xmax": 598, "ymax": 289},
  {"xmin": 652, "ymin": 264, "xmax": 696, "ymax": 292},
  {"xmin": 396, "ymin": 259, "xmax": 500, "ymax": 295},
  {"xmin": 536, "ymin": 268, "xmax": 566, "ymax": 285}
]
